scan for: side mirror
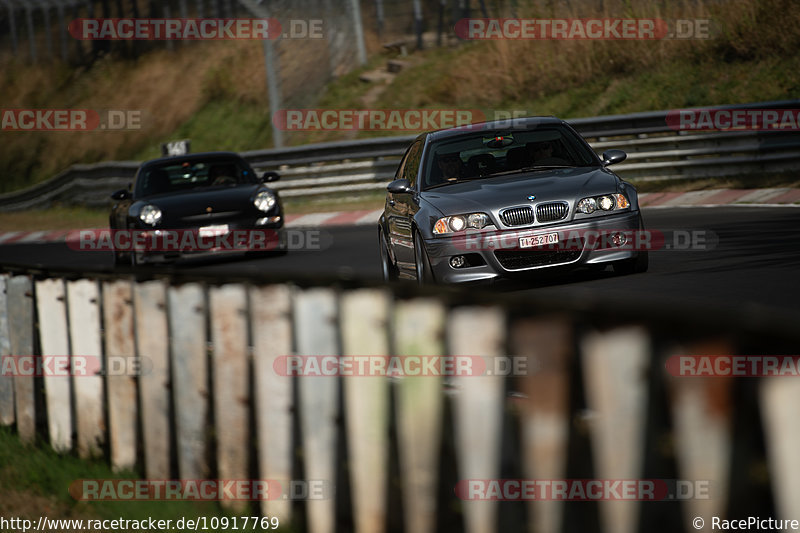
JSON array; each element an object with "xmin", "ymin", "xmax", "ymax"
[
  {"xmin": 111, "ymin": 189, "xmax": 130, "ymax": 200},
  {"xmin": 261, "ymin": 171, "xmax": 280, "ymax": 182},
  {"xmin": 387, "ymin": 178, "xmax": 412, "ymax": 194},
  {"xmin": 602, "ymin": 149, "xmax": 627, "ymax": 166}
]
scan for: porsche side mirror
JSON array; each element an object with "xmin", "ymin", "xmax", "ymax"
[
  {"xmin": 387, "ymin": 178, "xmax": 412, "ymax": 194},
  {"xmin": 261, "ymin": 171, "xmax": 280, "ymax": 182},
  {"xmin": 111, "ymin": 189, "xmax": 130, "ymax": 200},
  {"xmin": 602, "ymin": 149, "xmax": 627, "ymax": 166}
]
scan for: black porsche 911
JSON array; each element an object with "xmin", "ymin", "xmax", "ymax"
[
  {"xmin": 378, "ymin": 116, "xmax": 648, "ymax": 284},
  {"xmin": 109, "ymin": 151, "xmax": 285, "ymax": 265}
]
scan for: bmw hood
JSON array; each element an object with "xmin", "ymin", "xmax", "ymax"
[{"xmin": 420, "ymin": 167, "xmax": 621, "ymax": 215}]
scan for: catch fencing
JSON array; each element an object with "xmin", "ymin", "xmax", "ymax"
[
  {"xmin": 0, "ymin": 269, "xmax": 799, "ymax": 532},
  {"xmin": 1, "ymin": 99, "xmax": 798, "ymax": 211}
]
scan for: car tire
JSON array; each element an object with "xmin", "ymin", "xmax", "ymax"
[
  {"xmin": 413, "ymin": 230, "xmax": 435, "ymax": 284},
  {"xmin": 379, "ymin": 229, "xmax": 399, "ymax": 281},
  {"xmin": 113, "ymin": 250, "xmax": 130, "ymax": 266}
]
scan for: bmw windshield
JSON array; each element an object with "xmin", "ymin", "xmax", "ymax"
[{"xmin": 422, "ymin": 125, "xmax": 600, "ymax": 190}]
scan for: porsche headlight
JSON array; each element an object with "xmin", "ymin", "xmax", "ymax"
[
  {"xmin": 254, "ymin": 190, "xmax": 277, "ymax": 212},
  {"xmin": 139, "ymin": 204, "xmax": 162, "ymax": 226},
  {"xmin": 577, "ymin": 194, "xmax": 629, "ymax": 214},
  {"xmin": 433, "ymin": 212, "xmax": 493, "ymax": 234}
]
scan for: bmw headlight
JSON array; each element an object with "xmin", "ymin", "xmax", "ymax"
[
  {"xmin": 577, "ymin": 194, "xmax": 629, "ymax": 214},
  {"xmin": 433, "ymin": 212, "xmax": 493, "ymax": 234},
  {"xmin": 254, "ymin": 190, "xmax": 277, "ymax": 212},
  {"xmin": 139, "ymin": 204, "xmax": 162, "ymax": 226}
]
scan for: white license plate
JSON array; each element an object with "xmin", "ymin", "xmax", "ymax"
[
  {"xmin": 519, "ymin": 232, "xmax": 559, "ymax": 248},
  {"xmin": 199, "ymin": 224, "xmax": 229, "ymax": 237}
]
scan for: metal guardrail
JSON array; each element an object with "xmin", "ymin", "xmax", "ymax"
[
  {"xmin": 1, "ymin": 100, "xmax": 798, "ymax": 211},
  {"xmin": 0, "ymin": 270, "xmax": 799, "ymax": 532}
]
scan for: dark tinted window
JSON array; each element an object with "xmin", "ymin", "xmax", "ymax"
[
  {"xmin": 401, "ymin": 141, "xmax": 423, "ymax": 187},
  {"xmin": 136, "ymin": 158, "xmax": 257, "ymax": 197},
  {"xmin": 422, "ymin": 126, "xmax": 598, "ymax": 189}
]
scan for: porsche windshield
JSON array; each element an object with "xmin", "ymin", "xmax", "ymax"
[
  {"xmin": 136, "ymin": 158, "xmax": 257, "ymax": 197},
  {"xmin": 422, "ymin": 126, "xmax": 598, "ymax": 190}
]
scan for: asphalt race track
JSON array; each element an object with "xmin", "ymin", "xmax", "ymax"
[{"xmin": 1, "ymin": 206, "xmax": 799, "ymax": 319}]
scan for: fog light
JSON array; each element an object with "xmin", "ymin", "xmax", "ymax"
[
  {"xmin": 256, "ymin": 215, "xmax": 282, "ymax": 225},
  {"xmin": 611, "ymin": 232, "xmax": 627, "ymax": 247},
  {"xmin": 450, "ymin": 255, "xmax": 466, "ymax": 268}
]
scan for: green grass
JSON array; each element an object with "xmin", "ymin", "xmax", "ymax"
[
  {"xmin": 0, "ymin": 427, "xmax": 276, "ymax": 532},
  {"xmin": 0, "ymin": 206, "xmax": 108, "ymax": 232}
]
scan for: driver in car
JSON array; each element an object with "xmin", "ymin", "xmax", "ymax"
[
  {"xmin": 208, "ymin": 163, "xmax": 239, "ymax": 185},
  {"xmin": 528, "ymin": 141, "xmax": 570, "ymax": 165},
  {"xmin": 436, "ymin": 152, "xmax": 466, "ymax": 181}
]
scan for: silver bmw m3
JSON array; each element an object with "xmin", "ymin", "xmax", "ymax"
[{"xmin": 378, "ymin": 116, "xmax": 648, "ymax": 283}]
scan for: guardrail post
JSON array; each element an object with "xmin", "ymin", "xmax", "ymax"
[
  {"xmin": 667, "ymin": 341, "xmax": 733, "ymax": 525},
  {"xmin": 135, "ymin": 280, "xmax": 172, "ymax": 479},
  {"xmin": 0, "ymin": 274, "xmax": 15, "ymax": 426},
  {"xmin": 8, "ymin": 275, "xmax": 35, "ymax": 442},
  {"xmin": 67, "ymin": 279, "xmax": 105, "ymax": 458},
  {"xmin": 251, "ymin": 284, "xmax": 294, "ymax": 522},
  {"xmin": 209, "ymin": 284, "xmax": 251, "ymax": 513},
  {"xmin": 761, "ymin": 374, "xmax": 800, "ymax": 522},
  {"xmin": 393, "ymin": 298, "xmax": 446, "ymax": 533},
  {"xmin": 513, "ymin": 317, "xmax": 573, "ymax": 533},
  {"xmin": 294, "ymin": 287, "xmax": 339, "ymax": 533},
  {"xmin": 102, "ymin": 279, "xmax": 137, "ymax": 471},
  {"xmin": 341, "ymin": 288, "xmax": 392, "ymax": 533},
  {"xmin": 450, "ymin": 306, "xmax": 506, "ymax": 533},
  {"xmin": 35, "ymin": 278, "xmax": 73, "ymax": 452},
  {"xmin": 168, "ymin": 283, "xmax": 210, "ymax": 480},
  {"xmin": 581, "ymin": 327, "xmax": 651, "ymax": 533}
]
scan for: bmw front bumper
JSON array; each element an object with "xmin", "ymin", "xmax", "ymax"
[{"xmin": 423, "ymin": 211, "xmax": 644, "ymax": 283}]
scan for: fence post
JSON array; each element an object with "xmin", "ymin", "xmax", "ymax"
[
  {"xmin": 294, "ymin": 287, "xmax": 339, "ymax": 533},
  {"xmin": 581, "ymin": 327, "xmax": 651, "ymax": 533},
  {"xmin": 3, "ymin": 1, "xmax": 18, "ymax": 56},
  {"xmin": 56, "ymin": 3, "xmax": 67, "ymax": 62},
  {"xmin": 250, "ymin": 284, "xmax": 294, "ymax": 523},
  {"xmin": 348, "ymin": 0, "xmax": 367, "ymax": 65},
  {"xmin": 341, "ymin": 289, "xmax": 391, "ymax": 533},
  {"xmin": 41, "ymin": 2, "xmax": 53, "ymax": 60},
  {"xmin": 25, "ymin": 5, "xmax": 36, "ymax": 63},
  {"xmin": 413, "ymin": 0, "xmax": 423, "ymax": 50},
  {"xmin": 209, "ymin": 284, "xmax": 251, "ymax": 513},
  {"xmin": 513, "ymin": 318, "xmax": 573, "ymax": 533},
  {"xmin": 668, "ymin": 342, "xmax": 734, "ymax": 526},
  {"xmin": 450, "ymin": 306, "xmax": 506, "ymax": 533},
  {"xmin": 393, "ymin": 298, "xmax": 446, "ymax": 533},
  {"xmin": 7, "ymin": 276, "xmax": 34, "ymax": 443},
  {"xmin": 168, "ymin": 283, "xmax": 210, "ymax": 480},
  {"xmin": 35, "ymin": 278, "xmax": 73, "ymax": 453},
  {"xmin": 135, "ymin": 280, "xmax": 172, "ymax": 479},
  {"xmin": 67, "ymin": 279, "xmax": 106, "ymax": 459},
  {"xmin": 0, "ymin": 275, "xmax": 14, "ymax": 426},
  {"xmin": 102, "ymin": 279, "xmax": 138, "ymax": 472}
]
